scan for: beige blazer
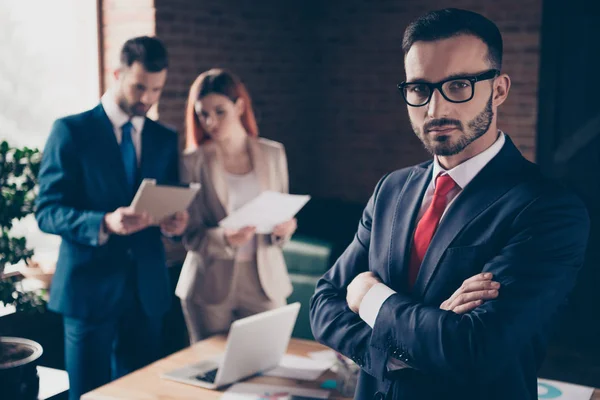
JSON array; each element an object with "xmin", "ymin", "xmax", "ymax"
[{"xmin": 175, "ymin": 137, "xmax": 293, "ymax": 305}]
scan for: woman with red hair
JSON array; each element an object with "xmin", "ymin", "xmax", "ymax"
[{"xmin": 175, "ymin": 69, "xmax": 297, "ymax": 342}]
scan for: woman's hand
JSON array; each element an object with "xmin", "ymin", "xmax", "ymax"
[
  {"xmin": 272, "ymin": 218, "xmax": 297, "ymax": 238},
  {"xmin": 224, "ymin": 226, "xmax": 256, "ymax": 247}
]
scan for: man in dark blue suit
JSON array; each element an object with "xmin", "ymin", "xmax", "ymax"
[
  {"xmin": 36, "ymin": 36, "xmax": 189, "ymax": 399},
  {"xmin": 309, "ymin": 9, "xmax": 590, "ymax": 400}
]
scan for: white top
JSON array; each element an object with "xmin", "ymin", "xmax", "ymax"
[
  {"xmin": 225, "ymin": 170, "xmax": 261, "ymax": 262},
  {"xmin": 100, "ymin": 91, "xmax": 144, "ymax": 166},
  {"xmin": 358, "ymin": 131, "xmax": 506, "ymax": 370}
]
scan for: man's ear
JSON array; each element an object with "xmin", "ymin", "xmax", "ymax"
[{"xmin": 493, "ymin": 73, "xmax": 511, "ymax": 107}]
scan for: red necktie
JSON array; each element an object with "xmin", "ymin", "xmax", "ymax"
[{"xmin": 408, "ymin": 173, "xmax": 457, "ymax": 288}]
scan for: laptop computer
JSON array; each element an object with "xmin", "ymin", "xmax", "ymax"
[{"xmin": 161, "ymin": 302, "xmax": 301, "ymax": 390}]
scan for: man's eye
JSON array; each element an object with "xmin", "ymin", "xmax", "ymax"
[
  {"xmin": 410, "ymin": 85, "xmax": 427, "ymax": 93},
  {"xmin": 447, "ymin": 80, "xmax": 469, "ymax": 90}
]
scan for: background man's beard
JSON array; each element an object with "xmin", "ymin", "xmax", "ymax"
[
  {"xmin": 116, "ymin": 93, "xmax": 148, "ymax": 117},
  {"xmin": 413, "ymin": 93, "xmax": 494, "ymax": 156}
]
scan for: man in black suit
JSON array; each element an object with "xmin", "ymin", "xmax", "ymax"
[
  {"xmin": 36, "ymin": 36, "xmax": 188, "ymax": 399},
  {"xmin": 309, "ymin": 9, "xmax": 589, "ymax": 400}
]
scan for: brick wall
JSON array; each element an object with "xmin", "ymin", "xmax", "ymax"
[
  {"xmin": 99, "ymin": 0, "xmax": 156, "ymax": 102},
  {"xmin": 101, "ymin": 0, "xmax": 541, "ymax": 204},
  {"xmin": 309, "ymin": 0, "xmax": 541, "ymax": 203},
  {"xmin": 153, "ymin": 0, "xmax": 318, "ymax": 196}
]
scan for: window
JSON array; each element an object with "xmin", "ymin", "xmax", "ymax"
[{"xmin": 1, "ymin": 0, "xmax": 99, "ymax": 259}]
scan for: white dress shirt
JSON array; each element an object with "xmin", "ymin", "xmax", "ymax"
[
  {"xmin": 358, "ymin": 131, "xmax": 506, "ymax": 369},
  {"xmin": 100, "ymin": 91, "xmax": 144, "ymax": 165},
  {"xmin": 98, "ymin": 92, "xmax": 146, "ymax": 243}
]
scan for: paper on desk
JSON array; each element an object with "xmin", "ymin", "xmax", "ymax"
[
  {"xmin": 38, "ymin": 366, "xmax": 69, "ymax": 400},
  {"xmin": 307, "ymin": 350, "xmax": 338, "ymax": 363},
  {"xmin": 219, "ymin": 191, "xmax": 310, "ymax": 234},
  {"xmin": 222, "ymin": 382, "xmax": 329, "ymax": 399},
  {"xmin": 263, "ymin": 354, "xmax": 334, "ymax": 381},
  {"xmin": 537, "ymin": 378, "xmax": 593, "ymax": 400}
]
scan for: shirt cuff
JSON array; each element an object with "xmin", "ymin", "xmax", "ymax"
[{"xmin": 359, "ymin": 282, "xmax": 396, "ymax": 328}]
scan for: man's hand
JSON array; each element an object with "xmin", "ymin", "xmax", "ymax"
[
  {"xmin": 104, "ymin": 207, "xmax": 153, "ymax": 236},
  {"xmin": 272, "ymin": 218, "xmax": 297, "ymax": 238},
  {"xmin": 440, "ymin": 272, "xmax": 500, "ymax": 314},
  {"xmin": 224, "ymin": 226, "xmax": 256, "ymax": 247},
  {"xmin": 160, "ymin": 211, "xmax": 189, "ymax": 236},
  {"xmin": 347, "ymin": 271, "xmax": 382, "ymax": 313}
]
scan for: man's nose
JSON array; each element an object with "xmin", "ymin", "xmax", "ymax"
[
  {"xmin": 426, "ymin": 89, "xmax": 451, "ymax": 120},
  {"xmin": 140, "ymin": 92, "xmax": 153, "ymax": 105}
]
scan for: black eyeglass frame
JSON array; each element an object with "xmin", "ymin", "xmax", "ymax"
[{"xmin": 397, "ymin": 69, "xmax": 500, "ymax": 107}]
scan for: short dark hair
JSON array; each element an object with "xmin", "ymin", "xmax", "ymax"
[
  {"xmin": 119, "ymin": 36, "xmax": 168, "ymax": 72},
  {"xmin": 402, "ymin": 8, "xmax": 503, "ymax": 70}
]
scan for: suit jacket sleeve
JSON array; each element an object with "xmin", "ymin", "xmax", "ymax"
[
  {"xmin": 370, "ymin": 189, "xmax": 589, "ymax": 384},
  {"xmin": 270, "ymin": 144, "xmax": 292, "ymax": 247},
  {"xmin": 35, "ymin": 119, "xmax": 106, "ymax": 247},
  {"xmin": 181, "ymin": 151, "xmax": 235, "ymax": 258},
  {"xmin": 309, "ymin": 174, "xmax": 391, "ymax": 380}
]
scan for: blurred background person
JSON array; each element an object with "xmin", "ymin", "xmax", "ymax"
[
  {"xmin": 36, "ymin": 36, "xmax": 188, "ymax": 399},
  {"xmin": 176, "ymin": 68, "xmax": 296, "ymax": 342}
]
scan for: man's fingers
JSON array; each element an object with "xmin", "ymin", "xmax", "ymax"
[
  {"xmin": 448, "ymin": 289, "xmax": 498, "ymax": 310},
  {"xmin": 452, "ymin": 300, "xmax": 483, "ymax": 314},
  {"xmin": 462, "ymin": 272, "xmax": 494, "ymax": 286},
  {"xmin": 446, "ymin": 280, "xmax": 500, "ymax": 304},
  {"xmin": 462, "ymin": 280, "xmax": 501, "ymax": 293}
]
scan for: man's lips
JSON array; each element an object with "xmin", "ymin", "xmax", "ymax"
[{"xmin": 427, "ymin": 126, "xmax": 460, "ymax": 134}]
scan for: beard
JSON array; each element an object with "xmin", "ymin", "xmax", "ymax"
[
  {"xmin": 117, "ymin": 97, "xmax": 149, "ymax": 117},
  {"xmin": 412, "ymin": 93, "xmax": 494, "ymax": 156}
]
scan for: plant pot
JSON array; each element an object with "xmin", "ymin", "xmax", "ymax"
[{"xmin": 0, "ymin": 337, "xmax": 43, "ymax": 400}]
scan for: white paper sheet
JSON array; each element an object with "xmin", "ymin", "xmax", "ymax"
[
  {"xmin": 222, "ymin": 382, "xmax": 329, "ymax": 399},
  {"xmin": 219, "ymin": 191, "xmax": 310, "ymax": 234},
  {"xmin": 38, "ymin": 366, "xmax": 69, "ymax": 399},
  {"xmin": 262, "ymin": 354, "xmax": 334, "ymax": 381},
  {"xmin": 537, "ymin": 378, "xmax": 594, "ymax": 400},
  {"xmin": 307, "ymin": 350, "xmax": 338, "ymax": 363}
]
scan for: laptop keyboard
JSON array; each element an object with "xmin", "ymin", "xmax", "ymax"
[{"xmin": 195, "ymin": 368, "xmax": 218, "ymax": 383}]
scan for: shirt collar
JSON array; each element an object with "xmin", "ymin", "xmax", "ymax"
[
  {"xmin": 100, "ymin": 91, "xmax": 145, "ymax": 134},
  {"xmin": 432, "ymin": 130, "xmax": 506, "ymax": 189}
]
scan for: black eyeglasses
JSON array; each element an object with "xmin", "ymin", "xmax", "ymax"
[{"xmin": 398, "ymin": 69, "xmax": 500, "ymax": 107}]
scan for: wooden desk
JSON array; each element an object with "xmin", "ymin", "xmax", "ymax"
[
  {"xmin": 81, "ymin": 335, "xmax": 600, "ymax": 400},
  {"xmin": 82, "ymin": 336, "xmax": 351, "ymax": 399}
]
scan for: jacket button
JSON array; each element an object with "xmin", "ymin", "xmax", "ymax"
[{"xmin": 374, "ymin": 392, "xmax": 385, "ymax": 400}]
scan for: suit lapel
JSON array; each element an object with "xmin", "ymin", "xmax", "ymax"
[
  {"xmin": 388, "ymin": 163, "xmax": 433, "ymax": 292},
  {"xmin": 247, "ymin": 139, "xmax": 271, "ymax": 191},
  {"xmin": 203, "ymin": 143, "xmax": 230, "ymax": 214},
  {"xmin": 140, "ymin": 120, "xmax": 159, "ymax": 185},
  {"xmin": 412, "ymin": 137, "xmax": 526, "ymax": 296},
  {"xmin": 92, "ymin": 104, "xmax": 130, "ymax": 202}
]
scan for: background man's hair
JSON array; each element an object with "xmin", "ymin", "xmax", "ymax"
[
  {"xmin": 120, "ymin": 36, "xmax": 168, "ymax": 72},
  {"xmin": 402, "ymin": 8, "xmax": 503, "ymax": 70}
]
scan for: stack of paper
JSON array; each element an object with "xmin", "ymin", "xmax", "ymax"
[{"xmin": 263, "ymin": 354, "xmax": 335, "ymax": 381}]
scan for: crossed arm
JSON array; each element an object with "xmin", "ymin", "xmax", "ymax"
[{"xmin": 309, "ymin": 181, "xmax": 589, "ymax": 384}]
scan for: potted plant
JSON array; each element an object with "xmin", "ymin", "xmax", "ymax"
[{"xmin": 0, "ymin": 140, "xmax": 46, "ymax": 399}]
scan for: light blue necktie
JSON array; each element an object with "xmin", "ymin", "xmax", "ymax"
[{"xmin": 120, "ymin": 121, "xmax": 137, "ymax": 191}]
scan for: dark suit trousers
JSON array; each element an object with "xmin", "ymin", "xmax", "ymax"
[{"xmin": 63, "ymin": 267, "xmax": 163, "ymax": 400}]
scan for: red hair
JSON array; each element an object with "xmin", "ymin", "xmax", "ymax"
[{"xmin": 185, "ymin": 69, "xmax": 259, "ymax": 149}]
